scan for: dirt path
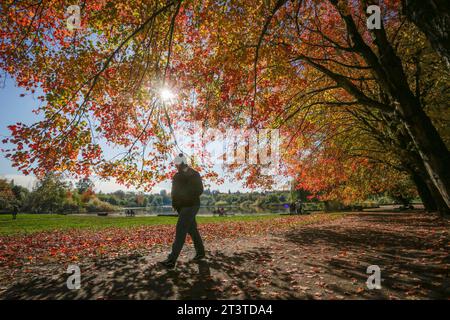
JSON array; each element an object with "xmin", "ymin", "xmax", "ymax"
[{"xmin": 1, "ymin": 211, "xmax": 449, "ymax": 299}]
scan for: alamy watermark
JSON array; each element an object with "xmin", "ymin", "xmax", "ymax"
[
  {"xmin": 367, "ymin": 5, "xmax": 381, "ymax": 30},
  {"xmin": 366, "ymin": 265, "xmax": 382, "ymax": 290},
  {"xmin": 66, "ymin": 264, "xmax": 81, "ymax": 290},
  {"xmin": 172, "ymin": 123, "xmax": 281, "ymax": 176},
  {"xmin": 66, "ymin": 5, "xmax": 81, "ymax": 31}
]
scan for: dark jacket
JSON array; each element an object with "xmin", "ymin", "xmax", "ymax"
[{"xmin": 171, "ymin": 167, "xmax": 204, "ymax": 210}]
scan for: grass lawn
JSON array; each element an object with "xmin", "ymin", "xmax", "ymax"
[{"xmin": 0, "ymin": 213, "xmax": 292, "ymax": 235}]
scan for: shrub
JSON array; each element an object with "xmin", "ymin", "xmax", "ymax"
[
  {"xmin": 85, "ymin": 198, "xmax": 116, "ymax": 212},
  {"xmin": 62, "ymin": 198, "xmax": 82, "ymax": 213},
  {"xmin": 215, "ymin": 200, "xmax": 228, "ymax": 207}
]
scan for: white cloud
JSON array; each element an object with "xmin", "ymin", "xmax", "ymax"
[{"xmin": 1, "ymin": 174, "xmax": 37, "ymax": 190}]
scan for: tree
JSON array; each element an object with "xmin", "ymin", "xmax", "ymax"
[
  {"xmin": 76, "ymin": 177, "xmax": 95, "ymax": 194},
  {"xmin": 113, "ymin": 190, "xmax": 126, "ymax": 200},
  {"xmin": 28, "ymin": 173, "xmax": 68, "ymax": 213},
  {"xmin": 401, "ymin": 0, "xmax": 450, "ymax": 68},
  {"xmin": 0, "ymin": 179, "xmax": 16, "ymax": 210},
  {"xmin": 80, "ymin": 188, "xmax": 95, "ymax": 203},
  {"xmin": 184, "ymin": 0, "xmax": 450, "ymax": 207},
  {"xmin": 136, "ymin": 193, "xmax": 146, "ymax": 206},
  {"xmin": 11, "ymin": 182, "xmax": 30, "ymax": 210},
  {"xmin": 1, "ymin": 0, "xmax": 449, "ymax": 209},
  {"xmin": 150, "ymin": 195, "xmax": 163, "ymax": 206}
]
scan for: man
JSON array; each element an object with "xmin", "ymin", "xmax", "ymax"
[
  {"xmin": 296, "ymin": 200, "xmax": 303, "ymax": 214},
  {"xmin": 12, "ymin": 205, "xmax": 18, "ymax": 220},
  {"xmin": 289, "ymin": 202, "xmax": 296, "ymax": 214},
  {"xmin": 160, "ymin": 153, "xmax": 205, "ymax": 268}
]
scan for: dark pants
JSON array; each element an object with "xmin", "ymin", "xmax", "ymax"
[{"xmin": 168, "ymin": 206, "xmax": 205, "ymax": 261}]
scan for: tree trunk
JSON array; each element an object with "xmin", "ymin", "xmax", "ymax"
[
  {"xmin": 368, "ymin": 20, "xmax": 450, "ymax": 210},
  {"xmin": 422, "ymin": 174, "xmax": 450, "ymax": 216},
  {"xmin": 382, "ymin": 114, "xmax": 450, "ymax": 216},
  {"xmin": 409, "ymin": 169, "xmax": 450, "ymax": 216},
  {"xmin": 399, "ymin": 105, "xmax": 450, "ymax": 210},
  {"xmin": 411, "ymin": 171, "xmax": 437, "ymax": 212},
  {"xmin": 402, "ymin": 0, "xmax": 450, "ymax": 69},
  {"xmin": 400, "ymin": 143, "xmax": 450, "ymax": 216},
  {"xmin": 409, "ymin": 158, "xmax": 450, "ymax": 216},
  {"xmin": 327, "ymin": 1, "xmax": 450, "ymax": 209}
]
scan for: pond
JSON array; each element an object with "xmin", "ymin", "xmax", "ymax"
[{"xmin": 105, "ymin": 205, "xmax": 291, "ymax": 216}]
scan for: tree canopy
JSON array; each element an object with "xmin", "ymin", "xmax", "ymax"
[{"xmin": 1, "ymin": 0, "xmax": 449, "ymax": 212}]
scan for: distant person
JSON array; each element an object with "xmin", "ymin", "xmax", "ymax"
[
  {"xmin": 289, "ymin": 202, "xmax": 296, "ymax": 214},
  {"xmin": 12, "ymin": 206, "xmax": 18, "ymax": 220},
  {"xmin": 160, "ymin": 153, "xmax": 205, "ymax": 268},
  {"xmin": 296, "ymin": 200, "xmax": 303, "ymax": 214}
]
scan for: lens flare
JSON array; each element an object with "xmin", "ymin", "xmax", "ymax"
[{"xmin": 159, "ymin": 87, "xmax": 176, "ymax": 103}]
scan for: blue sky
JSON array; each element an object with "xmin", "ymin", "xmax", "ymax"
[
  {"xmin": 0, "ymin": 76, "xmax": 40, "ymax": 179},
  {"xmin": 0, "ymin": 75, "xmax": 278, "ymax": 193}
]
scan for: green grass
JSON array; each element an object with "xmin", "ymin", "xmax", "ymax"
[{"xmin": 0, "ymin": 213, "xmax": 287, "ymax": 236}]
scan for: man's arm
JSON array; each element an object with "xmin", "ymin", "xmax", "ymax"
[
  {"xmin": 193, "ymin": 172, "xmax": 204, "ymax": 196},
  {"xmin": 171, "ymin": 174, "xmax": 181, "ymax": 211}
]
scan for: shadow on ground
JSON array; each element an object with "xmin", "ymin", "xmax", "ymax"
[
  {"xmin": 0, "ymin": 249, "xmax": 297, "ymax": 299},
  {"xmin": 283, "ymin": 212, "xmax": 450, "ymax": 299},
  {"xmin": 1, "ymin": 212, "xmax": 449, "ymax": 299}
]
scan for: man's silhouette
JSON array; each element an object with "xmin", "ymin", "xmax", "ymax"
[
  {"xmin": 160, "ymin": 153, "xmax": 205, "ymax": 268},
  {"xmin": 12, "ymin": 205, "xmax": 18, "ymax": 220}
]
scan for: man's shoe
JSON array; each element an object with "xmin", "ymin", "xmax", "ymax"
[
  {"xmin": 159, "ymin": 258, "xmax": 176, "ymax": 268},
  {"xmin": 191, "ymin": 253, "xmax": 206, "ymax": 262}
]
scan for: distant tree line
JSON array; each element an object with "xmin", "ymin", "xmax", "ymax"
[
  {"xmin": 0, "ymin": 174, "xmax": 418, "ymax": 214},
  {"xmin": 0, "ymin": 174, "xmax": 117, "ymax": 214}
]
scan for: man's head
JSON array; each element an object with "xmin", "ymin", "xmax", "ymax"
[{"xmin": 174, "ymin": 153, "xmax": 188, "ymax": 172}]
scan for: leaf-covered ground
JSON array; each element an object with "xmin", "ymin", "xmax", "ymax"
[
  {"xmin": 0, "ymin": 213, "xmax": 285, "ymax": 235},
  {"xmin": 0, "ymin": 214, "xmax": 340, "ymax": 287},
  {"xmin": 0, "ymin": 211, "xmax": 449, "ymax": 299}
]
